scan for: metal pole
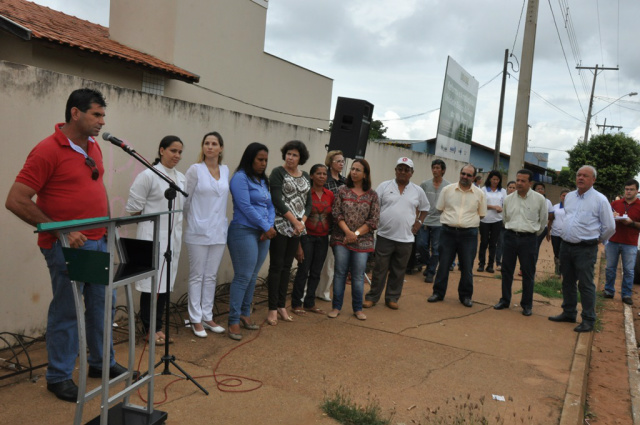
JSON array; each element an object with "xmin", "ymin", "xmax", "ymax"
[{"xmin": 493, "ymin": 49, "xmax": 508, "ymax": 171}]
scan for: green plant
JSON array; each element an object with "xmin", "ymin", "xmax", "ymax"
[
  {"xmin": 532, "ymin": 276, "xmax": 563, "ymax": 299},
  {"xmin": 321, "ymin": 387, "xmax": 392, "ymax": 425},
  {"xmin": 422, "ymin": 395, "xmax": 535, "ymax": 425}
]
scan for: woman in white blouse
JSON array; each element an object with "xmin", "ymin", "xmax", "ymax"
[
  {"xmin": 126, "ymin": 135, "xmax": 186, "ymax": 346},
  {"xmin": 477, "ymin": 170, "xmax": 506, "ymax": 274},
  {"xmin": 183, "ymin": 132, "xmax": 229, "ymax": 338}
]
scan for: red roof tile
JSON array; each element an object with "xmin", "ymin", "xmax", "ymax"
[{"xmin": 0, "ymin": 0, "xmax": 199, "ymax": 83}]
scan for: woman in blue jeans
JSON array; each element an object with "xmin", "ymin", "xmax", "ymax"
[
  {"xmin": 227, "ymin": 143, "xmax": 276, "ymax": 341},
  {"xmin": 327, "ymin": 159, "xmax": 380, "ymax": 320}
]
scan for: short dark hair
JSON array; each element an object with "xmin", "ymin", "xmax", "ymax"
[
  {"xmin": 346, "ymin": 159, "xmax": 372, "ymax": 191},
  {"xmin": 65, "ymin": 88, "xmax": 106, "ymax": 123},
  {"xmin": 310, "ymin": 163, "xmax": 327, "ymax": 175},
  {"xmin": 280, "ymin": 140, "xmax": 310, "ymax": 165},
  {"xmin": 625, "ymin": 179, "xmax": 639, "ymax": 190},
  {"xmin": 516, "ymin": 169, "xmax": 533, "ymax": 182},
  {"xmin": 431, "ymin": 159, "xmax": 446, "ymax": 171},
  {"xmin": 484, "ymin": 170, "xmax": 503, "ymax": 190},
  {"xmin": 460, "ymin": 164, "xmax": 477, "ymax": 176},
  {"xmin": 198, "ymin": 131, "xmax": 224, "ymax": 163},
  {"xmin": 153, "ymin": 135, "xmax": 183, "ymax": 165},
  {"xmin": 236, "ymin": 142, "xmax": 270, "ymax": 185},
  {"xmin": 533, "ymin": 182, "xmax": 546, "ymax": 191}
]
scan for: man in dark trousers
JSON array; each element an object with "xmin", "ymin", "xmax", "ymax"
[{"xmin": 493, "ymin": 169, "xmax": 547, "ymax": 316}]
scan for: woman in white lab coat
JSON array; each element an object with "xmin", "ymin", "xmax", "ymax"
[{"xmin": 126, "ymin": 135, "xmax": 186, "ymax": 345}]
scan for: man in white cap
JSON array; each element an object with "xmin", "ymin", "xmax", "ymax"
[{"xmin": 363, "ymin": 157, "xmax": 429, "ymax": 309}]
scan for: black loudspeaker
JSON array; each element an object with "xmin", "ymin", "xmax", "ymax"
[{"xmin": 328, "ymin": 97, "xmax": 374, "ymax": 159}]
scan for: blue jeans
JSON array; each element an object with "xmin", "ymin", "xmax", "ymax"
[
  {"xmin": 332, "ymin": 244, "xmax": 369, "ymax": 312},
  {"xmin": 432, "ymin": 225, "xmax": 478, "ymax": 300},
  {"xmin": 40, "ymin": 238, "xmax": 115, "ymax": 384},
  {"xmin": 416, "ymin": 225, "xmax": 443, "ymax": 276},
  {"xmin": 605, "ymin": 241, "xmax": 637, "ymax": 298},
  {"xmin": 227, "ymin": 224, "xmax": 270, "ymax": 325}
]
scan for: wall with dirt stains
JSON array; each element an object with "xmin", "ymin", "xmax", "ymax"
[{"xmin": 0, "ymin": 61, "xmax": 469, "ymax": 337}]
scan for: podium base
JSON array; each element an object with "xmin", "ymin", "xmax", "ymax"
[{"xmin": 86, "ymin": 403, "xmax": 167, "ymax": 425}]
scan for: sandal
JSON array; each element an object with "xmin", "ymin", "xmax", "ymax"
[
  {"xmin": 277, "ymin": 309, "xmax": 294, "ymax": 322},
  {"xmin": 292, "ymin": 307, "xmax": 307, "ymax": 316},
  {"xmin": 304, "ymin": 306, "xmax": 326, "ymax": 314}
]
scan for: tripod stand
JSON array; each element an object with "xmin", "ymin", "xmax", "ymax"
[{"xmin": 112, "ymin": 139, "xmax": 208, "ymax": 395}]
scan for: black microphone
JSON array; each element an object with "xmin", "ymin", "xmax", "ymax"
[{"xmin": 102, "ymin": 132, "xmax": 135, "ymax": 153}]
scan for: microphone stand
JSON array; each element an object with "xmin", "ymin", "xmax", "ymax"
[{"xmin": 114, "ymin": 142, "xmax": 208, "ymax": 395}]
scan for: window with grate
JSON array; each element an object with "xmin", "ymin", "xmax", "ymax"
[{"xmin": 142, "ymin": 72, "xmax": 165, "ymax": 95}]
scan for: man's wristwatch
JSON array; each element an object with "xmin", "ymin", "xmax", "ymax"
[{"xmin": 355, "ymin": 230, "xmax": 360, "ymax": 237}]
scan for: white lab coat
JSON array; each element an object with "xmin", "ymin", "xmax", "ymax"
[{"xmin": 126, "ymin": 163, "xmax": 186, "ymax": 293}]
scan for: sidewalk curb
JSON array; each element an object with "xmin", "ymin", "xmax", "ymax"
[
  {"xmin": 559, "ymin": 331, "xmax": 593, "ymax": 425},
  {"xmin": 624, "ymin": 304, "xmax": 640, "ymax": 425}
]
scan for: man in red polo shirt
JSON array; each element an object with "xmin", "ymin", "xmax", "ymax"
[
  {"xmin": 604, "ymin": 179, "xmax": 640, "ymax": 305},
  {"xmin": 5, "ymin": 88, "xmax": 128, "ymax": 402}
]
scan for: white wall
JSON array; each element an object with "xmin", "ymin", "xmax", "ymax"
[{"xmin": 0, "ymin": 61, "xmax": 467, "ymax": 337}]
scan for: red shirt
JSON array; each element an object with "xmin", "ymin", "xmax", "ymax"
[
  {"xmin": 16, "ymin": 124, "xmax": 109, "ymax": 249},
  {"xmin": 609, "ymin": 198, "xmax": 640, "ymax": 246},
  {"xmin": 305, "ymin": 187, "xmax": 334, "ymax": 236}
]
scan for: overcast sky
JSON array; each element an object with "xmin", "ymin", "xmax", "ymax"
[{"xmin": 29, "ymin": 0, "xmax": 640, "ymax": 170}]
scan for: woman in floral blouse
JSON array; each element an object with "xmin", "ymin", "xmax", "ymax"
[{"xmin": 327, "ymin": 159, "xmax": 380, "ymax": 320}]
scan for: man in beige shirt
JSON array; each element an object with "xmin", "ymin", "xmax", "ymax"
[
  {"xmin": 428, "ymin": 164, "xmax": 487, "ymax": 307},
  {"xmin": 493, "ymin": 169, "xmax": 547, "ymax": 316}
]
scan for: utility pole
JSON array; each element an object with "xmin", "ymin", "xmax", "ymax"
[
  {"xmin": 597, "ymin": 118, "xmax": 622, "ymax": 134},
  {"xmin": 493, "ymin": 49, "xmax": 509, "ymax": 171},
  {"xmin": 577, "ymin": 64, "xmax": 619, "ymax": 143},
  {"xmin": 508, "ymin": 0, "xmax": 539, "ymax": 182}
]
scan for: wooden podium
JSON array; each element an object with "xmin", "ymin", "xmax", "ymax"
[{"xmin": 37, "ymin": 213, "xmax": 170, "ymax": 425}]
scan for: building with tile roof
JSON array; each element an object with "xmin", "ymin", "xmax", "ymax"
[{"xmin": 0, "ymin": 0, "xmax": 332, "ymax": 128}]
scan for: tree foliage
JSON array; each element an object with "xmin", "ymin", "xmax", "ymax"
[
  {"xmin": 327, "ymin": 119, "xmax": 388, "ymax": 141},
  {"xmin": 368, "ymin": 119, "xmax": 388, "ymax": 140},
  {"xmin": 556, "ymin": 168, "xmax": 575, "ymax": 190},
  {"xmin": 566, "ymin": 133, "xmax": 640, "ymax": 199}
]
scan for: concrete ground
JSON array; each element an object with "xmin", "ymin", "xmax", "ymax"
[{"xmin": 0, "ymin": 240, "xmax": 593, "ymax": 425}]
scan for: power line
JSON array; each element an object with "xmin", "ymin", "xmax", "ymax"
[
  {"xmin": 547, "ymin": 0, "xmax": 587, "ymax": 120},
  {"xmin": 192, "ymin": 83, "xmax": 329, "ymax": 122},
  {"xmin": 511, "ymin": 75, "xmax": 584, "ymax": 122},
  {"xmin": 511, "ymin": 0, "xmax": 527, "ymax": 55}
]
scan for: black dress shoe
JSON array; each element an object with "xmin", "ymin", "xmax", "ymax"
[
  {"xmin": 493, "ymin": 300, "xmax": 509, "ymax": 310},
  {"xmin": 574, "ymin": 322, "xmax": 594, "ymax": 333},
  {"xmin": 522, "ymin": 307, "xmax": 532, "ymax": 316},
  {"xmin": 486, "ymin": 266, "xmax": 495, "ymax": 274},
  {"xmin": 477, "ymin": 265, "xmax": 484, "ymax": 272},
  {"xmin": 548, "ymin": 313, "xmax": 576, "ymax": 323},
  {"xmin": 47, "ymin": 379, "xmax": 78, "ymax": 402},
  {"xmin": 89, "ymin": 362, "xmax": 140, "ymax": 380},
  {"xmin": 461, "ymin": 298, "xmax": 473, "ymax": 308},
  {"xmin": 424, "ymin": 273, "xmax": 435, "ymax": 283},
  {"xmin": 427, "ymin": 294, "xmax": 444, "ymax": 303}
]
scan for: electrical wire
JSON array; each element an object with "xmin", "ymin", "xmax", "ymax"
[
  {"xmin": 510, "ymin": 75, "xmax": 584, "ymax": 122},
  {"xmin": 511, "ymin": 0, "xmax": 527, "ymax": 56},
  {"xmin": 193, "ymin": 83, "xmax": 329, "ymax": 122},
  {"xmin": 547, "ymin": 0, "xmax": 587, "ymax": 120}
]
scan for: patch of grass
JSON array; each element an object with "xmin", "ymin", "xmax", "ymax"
[
  {"xmin": 422, "ymin": 394, "xmax": 535, "ymax": 425},
  {"xmin": 321, "ymin": 387, "xmax": 392, "ymax": 425},
  {"xmin": 532, "ymin": 276, "xmax": 563, "ymax": 299},
  {"xmin": 515, "ymin": 276, "xmax": 564, "ymax": 298}
]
